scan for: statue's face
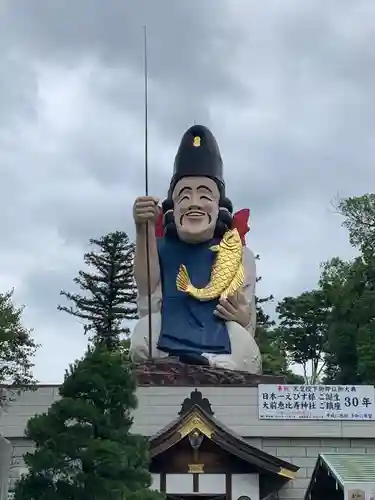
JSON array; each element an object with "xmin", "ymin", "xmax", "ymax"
[{"xmin": 172, "ymin": 176, "xmax": 220, "ymax": 243}]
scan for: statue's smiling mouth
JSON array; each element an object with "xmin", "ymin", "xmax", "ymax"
[{"xmin": 181, "ymin": 211, "xmax": 211, "ymax": 225}]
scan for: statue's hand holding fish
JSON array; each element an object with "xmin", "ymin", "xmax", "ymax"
[{"xmin": 213, "ymin": 290, "xmax": 251, "ymax": 329}]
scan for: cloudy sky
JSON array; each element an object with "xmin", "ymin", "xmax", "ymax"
[{"xmin": 1, "ymin": 0, "xmax": 374, "ymax": 382}]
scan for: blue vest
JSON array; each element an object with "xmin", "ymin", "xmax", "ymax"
[{"xmin": 156, "ymin": 236, "xmax": 231, "ymax": 356}]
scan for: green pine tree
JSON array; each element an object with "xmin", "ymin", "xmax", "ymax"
[
  {"xmin": 58, "ymin": 231, "xmax": 138, "ymax": 349},
  {"xmin": 13, "ymin": 231, "xmax": 162, "ymax": 499},
  {"xmin": 13, "ymin": 345, "xmax": 164, "ymax": 500}
]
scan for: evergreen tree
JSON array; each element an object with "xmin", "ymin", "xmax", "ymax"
[
  {"xmin": 58, "ymin": 231, "xmax": 138, "ymax": 349},
  {"xmin": 13, "ymin": 345, "xmax": 164, "ymax": 500},
  {"xmin": 0, "ymin": 289, "xmax": 38, "ymax": 407}
]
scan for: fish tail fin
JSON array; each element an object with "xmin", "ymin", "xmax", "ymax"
[{"xmin": 176, "ymin": 264, "xmax": 192, "ymax": 293}]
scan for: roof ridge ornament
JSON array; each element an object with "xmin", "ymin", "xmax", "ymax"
[{"xmin": 178, "ymin": 388, "xmax": 214, "ymax": 416}]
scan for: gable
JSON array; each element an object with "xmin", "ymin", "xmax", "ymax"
[{"xmin": 149, "ymin": 390, "xmax": 299, "ymax": 499}]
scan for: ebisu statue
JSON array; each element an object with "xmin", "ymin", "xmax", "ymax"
[{"xmin": 131, "ymin": 125, "xmax": 261, "ymax": 373}]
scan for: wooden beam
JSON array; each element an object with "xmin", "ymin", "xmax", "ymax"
[
  {"xmin": 160, "ymin": 472, "xmax": 166, "ymax": 493},
  {"xmin": 193, "ymin": 473, "xmax": 199, "ymax": 492},
  {"xmin": 226, "ymin": 473, "xmax": 232, "ymax": 500}
]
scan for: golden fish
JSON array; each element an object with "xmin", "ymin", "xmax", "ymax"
[{"xmin": 176, "ymin": 228, "xmax": 244, "ymax": 301}]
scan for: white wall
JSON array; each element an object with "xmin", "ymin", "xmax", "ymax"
[
  {"xmin": 166, "ymin": 474, "xmax": 193, "ymax": 494},
  {"xmin": 150, "ymin": 473, "xmax": 160, "ymax": 491},
  {"xmin": 199, "ymin": 474, "xmax": 226, "ymax": 494},
  {"xmin": 165, "ymin": 473, "xmax": 227, "ymax": 495},
  {"xmin": 232, "ymin": 474, "xmax": 259, "ymax": 500},
  {"xmin": 4, "ymin": 386, "xmax": 375, "ymax": 500},
  {"xmin": 2, "ymin": 385, "xmax": 375, "ymax": 439}
]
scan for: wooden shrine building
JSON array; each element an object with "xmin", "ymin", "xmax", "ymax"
[
  {"xmin": 149, "ymin": 388, "xmax": 298, "ymax": 498},
  {"xmin": 2, "ymin": 360, "xmax": 375, "ymax": 499}
]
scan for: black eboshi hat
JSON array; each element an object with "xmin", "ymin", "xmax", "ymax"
[{"xmin": 168, "ymin": 125, "xmax": 225, "ymax": 197}]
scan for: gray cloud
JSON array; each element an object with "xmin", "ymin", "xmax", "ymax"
[
  {"xmin": 2, "ymin": 0, "xmax": 246, "ymax": 117},
  {"xmin": 1, "ymin": 0, "xmax": 375, "ymax": 381}
]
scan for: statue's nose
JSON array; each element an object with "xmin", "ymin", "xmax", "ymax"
[{"xmin": 187, "ymin": 202, "xmax": 202, "ymax": 211}]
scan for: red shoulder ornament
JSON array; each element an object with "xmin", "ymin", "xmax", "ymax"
[
  {"xmin": 154, "ymin": 209, "xmax": 250, "ymax": 243},
  {"xmin": 232, "ymin": 208, "xmax": 250, "ymax": 245}
]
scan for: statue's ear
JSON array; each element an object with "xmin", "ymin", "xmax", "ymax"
[
  {"xmin": 155, "ymin": 212, "xmax": 164, "ymax": 237},
  {"xmin": 232, "ymin": 208, "xmax": 250, "ymax": 245}
]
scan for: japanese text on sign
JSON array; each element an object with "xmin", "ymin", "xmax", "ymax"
[{"xmin": 258, "ymin": 384, "xmax": 375, "ymax": 420}]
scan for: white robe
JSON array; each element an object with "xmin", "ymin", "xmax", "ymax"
[{"xmin": 130, "ymin": 246, "xmax": 262, "ymax": 374}]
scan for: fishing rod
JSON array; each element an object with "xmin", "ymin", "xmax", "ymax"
[{"xmin": 143, "ymin": 25, "xmax": 153, "ymax": 360}]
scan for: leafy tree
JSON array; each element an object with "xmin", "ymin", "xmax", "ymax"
[
  {"xmin": 256, "ymin": 194, "xmax": 375, "ymax": 385},
  {"xmin": 13, "ymin": 344, "xmax": 164, "ymax": 500},
  {"xmin": 255, "ymin": 300, "xmax": 287, "ymax": 377},
  {"xmin": 0, "ymin": 289, "xmax": 38, "ymax": 408},
  {"xmin": 320, "ymin": 194, "xmax": 375, "ymax": 384},
  {"xmin": 319, "ymin": 257, "xmax": 357, "ymax": 383},
  {"xmin": 284, "ymin": 369, "xmax": 305, "ymax": 384},
  {"xmin": 335, "ymin": 193, "xmax": 375, "ymax": 255},
  {"xmin": 320, "ymin": 255, "xmax": 375, "ymax": 384},
  {"xmin": 256, "ymin": 327, "xmax": 284, "ymax": 373},
  {"xmin": 276, "ymin": 290, "xmax": 330, "ymax": 384},
  {"xmin": 58, "ymin": 231, "xmax": 138, "ymax": 349},
  {"xmin": 254, "ymin": 256, "xmax": 304, "ymax": 383},
  {"xmin": 256, "ymin": 320, "xmax": 304, "ymax": 384}
]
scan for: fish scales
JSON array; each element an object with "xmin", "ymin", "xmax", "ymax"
[{"xmin": 176, "ymin": 229, "xmax": 244, "ymax": 301}]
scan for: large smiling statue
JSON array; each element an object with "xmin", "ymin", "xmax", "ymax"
[{"xmin": 130, "ymin": 125, "xmax": 261, "ymax": 374}]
